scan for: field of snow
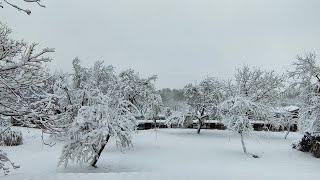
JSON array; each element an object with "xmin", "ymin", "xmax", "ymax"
[{"xmin": 2, "ymin": 128, "xmax": 320, "ymax": 180}]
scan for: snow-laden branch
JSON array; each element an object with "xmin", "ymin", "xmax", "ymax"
[{"xmin": 1, "ymin": 0, "xmax": 45, "ymax": 15}]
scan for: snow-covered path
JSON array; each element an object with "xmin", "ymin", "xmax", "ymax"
[{"xmin": 2, "ymin": 128, "xmax": 320, "ymax": 180}]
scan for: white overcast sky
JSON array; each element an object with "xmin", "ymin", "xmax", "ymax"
[{"xmin": 1, "ymin": 0, "xmax": 320, "ymax": 88}]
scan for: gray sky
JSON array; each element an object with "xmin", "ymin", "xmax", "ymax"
[{"xmin": 1, "ymin": 0, "xmax": 320, "ymax": 88}]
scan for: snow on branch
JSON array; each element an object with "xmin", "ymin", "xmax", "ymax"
[
  {"xmin": 235, "ymin": 65, "xmax": 283, "ymax": 104},
  {"xmin": 58, "ymin": 89, "xmax": 137, "ymax": 168},
  {"xmin": 0, "ymin": 22, "xmax": 54, "ymax": 128},
  {"xmin": 1, "ymin": 0, "xmax": 45, "ymax": 15}
]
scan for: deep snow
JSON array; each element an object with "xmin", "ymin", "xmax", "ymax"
[{"xmin": 1, "ymin": 128, "xmax": 320, "ymax": 180}]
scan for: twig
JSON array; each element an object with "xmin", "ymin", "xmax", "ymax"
[{"xmin": 3, "ymin": 0, "xmax": 31, "ymax": 15}]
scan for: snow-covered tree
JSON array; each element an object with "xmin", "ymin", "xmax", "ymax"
[
  {"xmin": 183, "ymin": 78, "xmax": 225, "ymax": 134},
  {"xmin": 273, "ymin": 105, "xmax": 299, "ymax": 139},
  {"xmin": 0, "ymin": 22, "xmax": 54, "ymax": 119},
  {"xmin": 234, "ymin": 65, "xmax": 284, "ymax": 128},
  {"xmin": 165, "ymin": 111, "xmax": 193, "ymax": 128},
  {"xmin": 288, "ymin": 53, "xmax": 320, "ymax": 158},
  {"xmin": 147, "ymin": 94, "xmax": 163, "ymax": 128},
  {"xmin": 33, "ymin": 59, "xmax": 159, "ymax": 168},
  {"xmin": 160, "ymin": 89, "xmax": 189, "ymax": 127},
  {"xmin": 0, "ymin": 0, "xmax": 46, "ymax": 15},
  {"xmin": 218, "ymin": 66, "xmax": 283, "ymax": 156},
  {"xmin": 235, "ymin": 65, "xmax": 283, "ymax": 104},
  {"xmin": 58, "ymin": 88, "xmax": 137, "ymax": 168},
  {"xmin": 219, "ymin": 96, "xmax": 267, "ymax": 157},
  {"xmin": 0, "ymin": 22, "xmax": 53, "ymax": 174},
  {"xmin": 288, "ymin": 53, "xmax": 320, "ymax": 134},
  {"xmin": 30, "ymin": 59, "xmax": 120, "ymax": 135}
]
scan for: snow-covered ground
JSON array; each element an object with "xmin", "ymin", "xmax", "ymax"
[{"xmin": 2, "ymin": 128, "xmax": 320, "ymax": 180}]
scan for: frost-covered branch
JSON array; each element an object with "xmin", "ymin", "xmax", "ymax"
[
  {"xmin": 58, "ymin": 89, "xmax": 137, "ymax": 168},
  {"xmin": 288, "ymin": 53, "xmax": 320, "ymax": 134},
  {"xmin": 0, "ymin": 23, "xmax": 54, "ymax": 121},
  {"xmin": 235, "ymin": 65, "xmax": 283, "ymax": 103},
  {"xmin": 1, "ymin": 0, "xmax": 46, "ymax": 15}
]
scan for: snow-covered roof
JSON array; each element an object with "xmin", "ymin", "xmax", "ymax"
[
  {"xmin": 137, "ymin": 119, "xmax": 267, "ymax": 124},
  {"xmin": 284, "ymin": 105, "xmax": 300, "ymax": 112}
]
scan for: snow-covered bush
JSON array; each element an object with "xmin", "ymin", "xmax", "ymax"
[
  {"xmin": 293, "ymin": 132, "xmax": 320, "ymax": 158},
  {"xmin": 0, "ymin": 129, "xmax": 23, "ymax": 146}
]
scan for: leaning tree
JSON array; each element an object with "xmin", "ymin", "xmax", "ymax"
[
  {"xmin": 58, "ymin": 87, "xmax": 137, "ymax": 168},
  {"xmin": 48, "ymin": 59, "xmax": 160, "ymax": 168},
  {"xmin": 32, "ymin": 59, "xmax": 136, "ymax": 168}
]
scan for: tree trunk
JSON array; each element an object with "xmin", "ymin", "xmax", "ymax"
[
  {"xmin": 240, "ymin": 132, "xmax": 247, "ymax": 154},
  {"xmin": 197, "ymin": 108, "xmax": 205, "ymax": 134},
  {"xmin": 284, "ymin": 123, "xmax": 291, "ymax": 139},
  {"xmin": 153, "ymin": 119, "xmax": 157, "ymax": 129},
  {"xmin": 197, "ymin": 119, "xmax": 202, "ymax": 134},
  {"xmin": 90, "ymin": 135, "xmax": 110, "ymax": 168}
]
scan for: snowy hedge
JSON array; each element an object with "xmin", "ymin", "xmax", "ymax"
[{"xmin": 0, "ymin": 129, "xmax": 23, "ymax": 146}]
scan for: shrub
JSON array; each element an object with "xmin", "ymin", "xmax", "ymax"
[
  {"xmin": 311, "ymin": 141, "xmax": 320, "ymax": 158},
  {"xmin": 293, "ymin": 132, "xmax": 320, "ymax": 158},
  {"xmin": 0, "ymin": 129, "xmax": 23, "ymax": 146}
]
